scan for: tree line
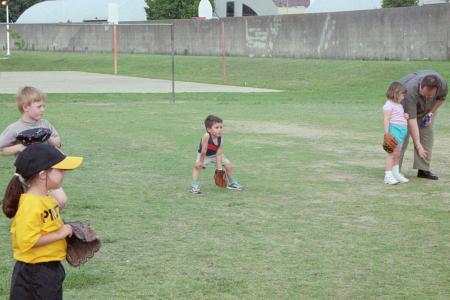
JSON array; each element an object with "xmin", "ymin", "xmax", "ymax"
[{"xmin": 1, "ymin": 0, "xmax": 44, "ymax": 23}]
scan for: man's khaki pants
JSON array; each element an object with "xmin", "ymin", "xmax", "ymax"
[{"xmin": 400, "ymin": 114, "xmax": 435, "ymax": 171}]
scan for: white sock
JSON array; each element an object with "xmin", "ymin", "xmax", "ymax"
[
  {"xmin": 385, "ymin": 170, "xmax": 393, "ymax": 177},
  {"xmin": 392, "ymin": 165, "xmax": 400, "ymax": 178}
]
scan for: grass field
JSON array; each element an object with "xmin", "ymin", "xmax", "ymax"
[{"xmin": 1, "ymin": 52, "xmax": 450, "ymax": 299}]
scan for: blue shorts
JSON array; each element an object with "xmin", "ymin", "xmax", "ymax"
[{"xmin": 389, "ymin": 123, "xmax": 408, "ymax": 145}]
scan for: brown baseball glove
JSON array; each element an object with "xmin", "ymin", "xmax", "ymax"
[
  {"xmin": 65, "ymin": 221, "xmax": 101, "ymax": 267},
  {"xmin": 383, "ymin": 133, "xmax": 398, "ymax": 154},
  {"xmin": 214, "ymin": 169, "xmax": 228, "ymax": 188}
]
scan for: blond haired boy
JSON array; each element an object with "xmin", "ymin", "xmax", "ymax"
[{"xmin": 0, "ymin": 86, "xmax": 68, "ymax": 208}]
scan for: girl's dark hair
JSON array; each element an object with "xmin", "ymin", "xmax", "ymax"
[
  {"xmin": 385, "ymin": 82, "xmax": 406, "ymax": 103},
  {"xmin": 204, "ymin": 115, "xmax": 223, "ymax": 129},
  {"xmin": 2, "ymin": 176, "xmax": 26, "ymax": 218}
]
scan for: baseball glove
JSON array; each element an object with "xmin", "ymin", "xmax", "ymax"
[
  {"xmin": 65, "ymin": 221, "xmax": 101, "ymax": 267},
  {"xmin": 214, "ymin": 169, "xmax": 228, "ymax": 188},
  {"xmin": 16, "ymin": 128, "xmax": 52, "ymax": 146},
  {"xmin": 419, "ymin": 113, "xmax": 432, "ymax": 128},
  {"xmin": 383, "ymin": 133, "xmax": 398, "ymax": 153}
]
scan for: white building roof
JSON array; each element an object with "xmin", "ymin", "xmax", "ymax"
[
  {"xmin": 306, "ymin": 0, "xmax": 381, "ymax": 13},
  {"xmin": 16, "ymin": 0, "xmax": 147, "ymax": 23}
]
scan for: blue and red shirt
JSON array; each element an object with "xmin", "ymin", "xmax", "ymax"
[{"xmin": 198, "ymin": 133, "xmax": 221, "ymax": 156}]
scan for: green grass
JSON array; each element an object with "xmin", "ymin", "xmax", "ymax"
[{"xmin": 0, "ymin": 52, "xmax": 450, "ymax": 299}]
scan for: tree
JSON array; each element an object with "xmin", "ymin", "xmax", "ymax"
[
  {"xmin": 0, "ymin": 0, "xmax": 45, "ymax": 23},
  {"xmin": 382, "ymin": 0, "xmax": 419, "ymax": 8},
  {"xmin": 145, "ymin": 0, "xmax": 204, "ymax": 20}
]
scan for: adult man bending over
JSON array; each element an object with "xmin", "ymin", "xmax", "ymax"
[{"xmin": 398, "ymin": 70, "xmax": 447, "ymax": 180}]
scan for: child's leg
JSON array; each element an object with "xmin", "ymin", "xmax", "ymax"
[
  {"xmin": 392, "ymin": 145, "xmax": 409, "ymax": 182},
  {"xmin": 224, "ymin": 162, "xmax": 240, "ymax": 186},
  {"xmin": 221, "ymin": 155, "xmax": 234, "ymax": 180},
  {"xmin": 223, "ymin": 162, "xmax": 242, "ymax": 190},
  {"xmin": 393, "ymin": 146, "xmax": 401, "ymax": 167},
  {"xmin": 384, "ymin": 152, "xmax": 399, "ymax": 184},
  {"xmin": 222, "ymin": 154, "xmax": 234, "ymax": 180},
  {"xmin": 223, "ymin": 162, "xmax": 234, "ymax": 180},
  {"xmin": 191, "ymin": 154, "xmax": 207, "ymax": 192},
  {"xmin": 391, "ymin": 125, "xmax": 409, "ymax": 183},
  {"xmin": 10, "ymin": 262, "xmax": 34, "ymax": 299},
  {"xmin": 49, "ymin": 187, "xmax": 68, "ymax": 209},
  {"xmin": 33, "ymin": 262, "xmax": 65, "ymax": 300},
  {"xmin": 192, "ymin": 153, "xmax": 205, "ymax": 182},
  {"xmin": 384, "ymin": 153, "xmax": 395, "ymax": 172},
  {"xmin": 10, "ymin": 261, "xmax": 65, "ymax": 300},
  {"xmin": 222, "ymin": 155, "xmax": 240, "ymax": 187},
  {"xmin": 192, "ymin": 164, "xmax": 202, "ymax": 181}
]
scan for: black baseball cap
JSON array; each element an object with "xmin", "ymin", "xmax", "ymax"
[{"xmin": 15, "ymin": 144, "xmax": 83, "ymax": 179}]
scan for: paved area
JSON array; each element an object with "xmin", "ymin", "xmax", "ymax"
[{"xmin": 0, "ymin": 71, "xmax": 279, "ymax": 94}]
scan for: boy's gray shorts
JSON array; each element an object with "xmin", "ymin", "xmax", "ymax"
[{"xmin": 196, "ymin": 153, "xmax": 230, "ymax": 167}]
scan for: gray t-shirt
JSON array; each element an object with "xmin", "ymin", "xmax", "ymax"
[
  {"xmin": 398, "ymin": 70, "xmax": 448, "ymax": 119},
  {"xmin": 0, "ymin": 118, "xmax": 60, "ymax": 150}
]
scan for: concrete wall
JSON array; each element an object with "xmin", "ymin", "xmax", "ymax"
[{"xmin": 1, "ymin": 4, "xmax": 449, "ymax": 60}]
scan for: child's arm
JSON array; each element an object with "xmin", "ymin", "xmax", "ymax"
[
  {"xmin": 49, "ymin": 188, "xmax": 68, "ymax": 209},
  {"xmin": 195, "ymin": 134, "xmax": 209, "ymax": 169},
  {"xmin": 48, "ymin": 137, "xmax": 61, "ymax": 148},
  {"xmin": 33, "ymin": 224, "xmax": 73, "ymax": 248},
  {"xmin": 0, "ymin": 127, "xmax": 26, "ymax": 156},
  {"xmin": 216, "ymin": 144, "xmax": 223, "ymax": 170},
  {"xmin": 45, "ymin": 120, "xmax": 62, "ymax": 148},
  {"xmin": 0, "ymin": 143, "xmax": 26, "ymax": 156},
  {"xmin": 383, "ymin": 109, "xmax": 391, "ymax": 135}
]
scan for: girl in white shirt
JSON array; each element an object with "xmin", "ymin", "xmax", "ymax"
[{"xmin": 383, "ymin": 82, "xmax": 409, "ymax": 184}]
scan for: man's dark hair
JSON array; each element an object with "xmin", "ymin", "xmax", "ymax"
[
  {"xmin": 204, "ymin": 115, "xmax": 223, "ymax": 129},
  {"xmin": 421, "ymin": 75, "xmax": 441, "ymax": 90}
]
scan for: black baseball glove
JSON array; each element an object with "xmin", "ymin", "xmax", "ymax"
[{"xmin": 16, "ymin": 128, "xmax": 52, "ymax": 146}]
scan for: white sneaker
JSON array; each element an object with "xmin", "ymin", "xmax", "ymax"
[
  {"xmin": 227, "ymin": 182, "xmax": 242, "ymax": 190},
  {"xmin": 384, "ymin": 175, "xmax": 399, "ymax": 185},
  {"xmin": 394, "ymin": 173, "xmax": 409, "ymax": 183},
  {"xmin": 191, "ymin": 185, "xmax": 201, "ymax": 194}
]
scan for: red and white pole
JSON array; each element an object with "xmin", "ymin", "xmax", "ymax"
[{"xmin": 113, "ymin": 25, "xmax": 118, "ymax": 75}]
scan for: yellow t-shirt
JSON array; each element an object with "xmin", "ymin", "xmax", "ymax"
[{"xmin": 11, "ymin": 193, "xmax": 67, "ymax": 263}]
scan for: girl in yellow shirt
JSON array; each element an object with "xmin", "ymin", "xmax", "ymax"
[{"xmin": 2, "ymin": 143, "xmax": 82, "ymax": 300}]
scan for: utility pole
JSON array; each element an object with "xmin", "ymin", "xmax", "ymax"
[{"xmin": 1, "ymin": 0, "xmax": 10, "ymax": 55}]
